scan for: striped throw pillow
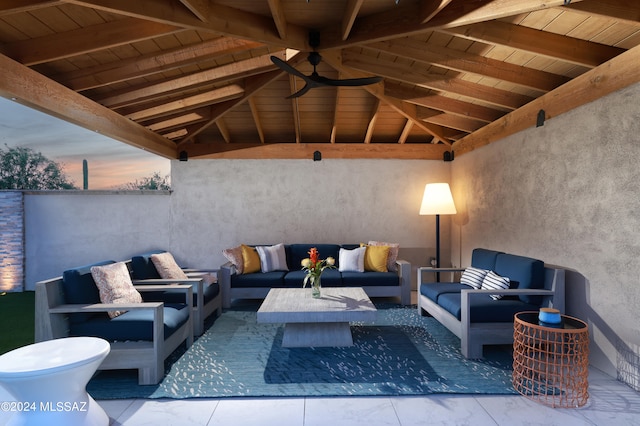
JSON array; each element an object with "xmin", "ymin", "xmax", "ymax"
[
  {"xmin": 256, "ymin": 243, "xmax": 289, "ymax": 273},
  {"xmin": 481, "ymin": 270, "xmax": 510, "ymax": 300},
  {"xmin": 460, "ymin": 266, "xmax": 489, "ymax": 289}
]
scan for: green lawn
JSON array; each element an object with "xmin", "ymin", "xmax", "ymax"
[{"xmin": 0, "ymin": 291, "xmax": 35, "ymax": 355}]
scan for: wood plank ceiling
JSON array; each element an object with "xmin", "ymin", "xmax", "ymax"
[{"xmin": 1, "ymin": 0, "xmax": 639, "ymax": 161}]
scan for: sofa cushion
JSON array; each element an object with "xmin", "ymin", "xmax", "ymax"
[
  {"xmin": 69, "ymin": 303, "xmax": 190, "ymax": 341},
  {"xmin": 231, "ymin": 271, "xmax": 287, "ymax": 288},
  {"xmin": 363, "ymin": 245, "xmax": 390, "ymax": 272},
  {"xmin": 460, "ymin": 267, "xmax": 489, "ymax": 289},
  {"xmin": 419, "ymin": 282, "xmax": 472, "ymax": 303},
  {"xmin": 130, "ymin": 250, "xmax": 165, "ymax": 279},
  {"xmin": 437, "ymin": 292, "xmax": 539, "ymax": 322},
  {"xmin": 63, "ymin": 260, "xmax": 116, "ymax": 324},
  {"xmin": 256, "ymin": 243, "xmax": 289, "ymax": 272},
  {"xmin": 480, "ymin": 270, "xmax": 511, "ymax": 300},
  {"xmin": 222, "ymin": 245, "xmax": 244, "ymax": 274},
  {"xmin": 470, "ymin": 248, "xmax": 503, "ymax": 270},
  {"xmin": 91, "ymin": 262, "xmax": 143, "ymax": 319},
  {"xmin": 338, "ymin": 247, "xmax": 365, "ymax": 272},
  {"xmin": 494, "ymin": 253, "xmax": 544, "ymax": 304},
  {"xmin": 288, "ymin": 244, "xmax": 341, "ymax": 271},
  {"xmin": 341, "ymin": 271, "xmax": 399, "ymax": 287},
  {"xmin": 284, "ymin": 269, "xmax": 343, "ymax": 288}
]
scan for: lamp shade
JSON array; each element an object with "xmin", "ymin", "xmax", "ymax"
[{"xmin": 419, "ymin": 183, "xmax": 457, "ymax": 215}]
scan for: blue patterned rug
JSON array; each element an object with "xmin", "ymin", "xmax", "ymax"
[{"xmin": 88, "ymin": 304, "xmax": 517, "ymax": 399}]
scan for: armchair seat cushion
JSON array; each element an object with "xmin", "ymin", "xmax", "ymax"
[
  {"xmin": 341, "ymin": 271, "xmax": 399, "ymax": 287},
  {"xmin": 419, "ymin": 283, "xmax": 472, "ymax": 303},
  {"xmin": 69, "ymin": 303, "xmax": 190, "ymax": 342},
  {"xmin": 437, "ymin": 292, "xmax": 539, "ymax": 322},
  {"xmin": 231, "ymin": 271, "xmax": 287, "ymax": 288}
]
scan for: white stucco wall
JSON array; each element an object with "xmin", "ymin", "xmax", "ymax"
[
  {"xmin": 169, "ymin": 158, "xmax": 454, "ymax": 288},
  {"xmin": 451, "ymin": 82, "xmax": 640, "ymax": 383}
]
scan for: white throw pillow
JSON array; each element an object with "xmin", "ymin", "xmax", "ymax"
[
  {"xmin": 91, "ymin": 262, "xmax": 142, "ymax": 318},
  {"xmin": 256, "ymin": 243, "xmax": 289, "ymax": 272},
  {"xmin": 481, "ymin": 270, "xmax": 510, "ymax": 300},
  {"xmin": 338, "ymin": 247, "xmax": 366, "ymax": 272},
  {"xmin": 460, "ymin": 266, "xmax": 490, "ymax": 289}
]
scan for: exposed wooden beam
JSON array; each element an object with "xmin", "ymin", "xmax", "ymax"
[
  {"xmin": 267, "ymin": 0, "xmax": 287, "ymax": 39},
  {"xmin": 248, "ymin": 97, "xmax": 266, "ymax": 144},
  {"xmin": 420, "ymin": 111, "xmax": 483, "ymax": 134},
  {"xmin": 0, "ymin": 18, "xmax": 181, "ymax": 66},
  {"xmin": 420, "ymin": 0, "xmax": 455, "ymax": 24},
  {"xmin": 368, "ymin": 38, "xmax": 569, "ymax": 92},
  {"xmin": 442, "ymin": 21, "xmax": 624, "ymax": 68},
  {"xmin": 181, "ymin": 141, "xmax": 450, "ymax": 160},
  {"xmin": 97, "ymin": 52, "xmax": 282, "ymax": 109},
  {"xmin": 330, "ymin": 87, "xmax": 342, "ymax": 143},
  {"xmin": 398, "ymin": 120, "xmax": 413, "ymax": 144},
  {"xmin": 342, "ymin": 0, "xmax": 364, "ymax": 41},
  {"xmin": 144, "ymin": 107, "xmax": 211, "ymax": 132},
  {"xmin": 0, "ymin": 53, "xmax": 176, "ymax": 158},
  {"xmin": 66, "ymin": 0, "xmax": 310, "ymax": 51},
  {"xmin": 178, "ymin": 0, "xmax": 209, "ymax": 22},
  {"xmin": 385, "ymin": 83, "xmax": 506, "ymax": 123},
  {"xmin": 0, "ymin": 0, "xmax": 62, "ymax": 16},
  {"xmin": 57, "ymin": 38, "xmax": 263, "ymax": 91},
  {"xmin": 216, "ymin": 117, "xmax": 232, "ymax": 144},
  {"xmin": 342, "ymin": 51, "xmax": 533, "ymax": 110},
  {"xmin": 125, "ymin": 84, "xmax": 245, "ymax": 121},
  {"xmin": 564, "ymin": 0, "xmax": 640, "ymax": 25},
  {"xmin": 320, "ymin": 0, "xmax": 586, "ymax": 49},
  {"xmin": 453, "ymin": 43, "xmax": 640, "ymax": 156},
  {"xmin": 363, "ymin": 99, "xmax": 380, "ymax": 144},
  {"xmin": 290, "ymin": 75, "xmax": 302, "ymax": 144}
]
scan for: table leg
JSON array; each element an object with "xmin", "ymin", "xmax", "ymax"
[{"xmin": 282, "ymin": 322, "xmax": 354, "ymax": 347}]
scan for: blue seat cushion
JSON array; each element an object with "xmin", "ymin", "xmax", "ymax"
[
  {"xmin": 69, "ymin": 303, "xmax": 190, "ymax": 341},
  {"xmin": 283, "ymin": 270, "xmax": 343, "ymax": 287},
  {"xmin": 420, "ymin": 282, "xmax": 471, "ymax": 303},
  {"xmin": 287, "ymin": 244, "xmax": 341, "ymax": 270},
  {"xmin": 340, "ymin": 271, "xmax": 399, "ymax": 287},
  {"xmin": 494, "ymin": 253, "xmax": 544, "ymax": 305},
  {"xmin": 130, "ymin": 250, "xmax": 165, "ymax": 279},
  {"xmin": 470, "ymin": 248, "xmax": 503, "ymax": 270},
  {"xmin": 231, "ymin": 271, "xmax": 287, "ymax": 288},
  {"xmin": 437, "ymin": 292, "xmax": 538, "ymax": 322},
  {"xmin": 63, "ymin": 260, "xmax": 116, "ymax": 324}
]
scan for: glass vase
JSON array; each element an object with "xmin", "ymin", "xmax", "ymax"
[{"xmin": 310, "ymin": 275, "xmax": 321, "ymax": 298}]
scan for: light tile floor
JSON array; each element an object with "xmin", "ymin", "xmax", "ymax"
[{"xmin": 98, "ymin": 367, "xmax": 640, "ymax": 426}]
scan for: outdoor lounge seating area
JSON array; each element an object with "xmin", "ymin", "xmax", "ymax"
[{"xmin": 34, "ymin": 252, "xmax": 222, "ymax": 385}]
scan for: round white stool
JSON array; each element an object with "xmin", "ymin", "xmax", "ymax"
[{"xmin": 0, "ymin": 337, "xmax": 110, "ymax": 426}]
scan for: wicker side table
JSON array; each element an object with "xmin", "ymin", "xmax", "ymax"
[{"xmin": 512, "ymin": 311, "xmax": 590, "ymax": 408}]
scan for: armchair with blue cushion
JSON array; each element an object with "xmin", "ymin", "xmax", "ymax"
[
  {"xmin": 129, "ymin": 250, "xmax": 222, "ymax": 336},
  {"xmin": 35, "ymin": 260, "xmax": 194, "ymax": 385}
]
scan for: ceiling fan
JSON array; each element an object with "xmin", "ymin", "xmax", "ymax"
[{"xmin": 271, "ymin": 31, "xmax": 383, "ymax": 98}]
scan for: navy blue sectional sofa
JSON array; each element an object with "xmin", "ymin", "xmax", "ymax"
[
  {"xmin": 219, "ymin": 243, "xmax": 411, "ymax": 308},
  {"xmin": 418, "ymin": 248, "xmax": 565, "ymax": 358}
]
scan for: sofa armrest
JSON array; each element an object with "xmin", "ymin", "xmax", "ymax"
[
  {"xmin": 219, "ymin": 262, "xmax": 234, "ymax": 309},
  {"xmin": 396, "ymin": 259, "xmax": 411, "ymax": 305}
]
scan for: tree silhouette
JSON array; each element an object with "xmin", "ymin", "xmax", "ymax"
[
  {"xmin": 120, "ymin": 171, "xmax": 171, "ymax": 190},
  {"xmin": 0, "ymin": 145, "xmax": 76, "ymax": 190}
]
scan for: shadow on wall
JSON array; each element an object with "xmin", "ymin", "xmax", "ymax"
[{"xmin": 564, "ymin": 268, "xmax": 639, "ymax": 391}]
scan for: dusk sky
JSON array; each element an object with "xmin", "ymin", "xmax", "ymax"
[{"xmin": 0, "ymin": 97, "xmax": 170, "ymax": 189}]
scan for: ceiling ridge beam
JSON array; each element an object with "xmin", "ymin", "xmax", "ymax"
[
  {"xmin": 0, "ymin": 17, "xmax": 181, "ymax": 66},
  {"xmin": 0, "ymin": 53, "xmax": 176, "ymax": 158},
  {"xmin": 452, "ymin": 42, "xmax": 640, "ymax": 156},
  {"xmin": 0, "ymin": 0, "xmax": 63, "ymax": 16},
  {"xmin": 178, "ymin": 0, "xmax": 209, "ymax": 22}
]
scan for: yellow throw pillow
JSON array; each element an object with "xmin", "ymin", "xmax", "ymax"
[
  {"xmin": 363, "ymin": 245, "xmax": 390, "ymax": 272},
  {"xmin": 241, "ymin": 244, "xmax": 261, "ymax": 274}
]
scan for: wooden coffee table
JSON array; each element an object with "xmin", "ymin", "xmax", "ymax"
[{"xmin": 257, "ymin": 287, "xmax": 377, "ymax": 347}]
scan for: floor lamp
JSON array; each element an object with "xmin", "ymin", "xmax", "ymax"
[{"xmin": 419, "ymin": 183, "xmax": 457, "ymax": 281}]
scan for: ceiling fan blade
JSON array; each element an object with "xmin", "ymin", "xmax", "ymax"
[
  {"xmin": 271, "ymin": 56, "xmax": 308, "ymax": 80},
  {"xmin": 317, "ymin": 76, "xmax": 384, "ymax": 87},
  {"xmin": 286, "ymin": 83, "xmax": 314, "ymax": 99}
]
